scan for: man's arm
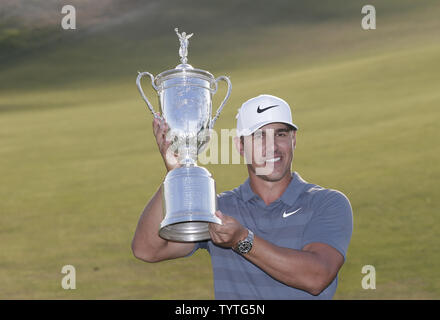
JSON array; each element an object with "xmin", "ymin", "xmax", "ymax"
[
  {"xmin": 131, "ymin": 185, "xmax": 195, "ymax": 262},
  {"xmin": 209, "ymin": 211, "xmax": 344, "ymax": 296},
  {"xmin": 243, "ymin": 236, "xmax": 343, "ymax": 295},
  {"xmin": 131, "ymin": 115, "xmax": 195, "ymax": 263}
]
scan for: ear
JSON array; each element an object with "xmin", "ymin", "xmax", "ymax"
[
  {"xmin": 292, "ymin": 130, "xmax": 297, "ymax": 149},
  {"xmin": 234, "ymin": 136, "xmax": 244, "ymax": 157}
]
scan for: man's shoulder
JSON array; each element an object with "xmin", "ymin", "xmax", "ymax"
[
  {"xmin": 216, "ymin": 187, "xmax": 247, "ymax": 213},
  {"xmin": 217, "ymin": 189, "xmax": 241, "ymax": 202},
  {"xmin": 300, "ymin": 182, "xmax": 353, "ymax": 260},
  {"xmin": 301, "ymin": 182, "xmax": 351, "ymax": 209}
]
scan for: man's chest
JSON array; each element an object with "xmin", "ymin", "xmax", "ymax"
[{"xmin": 221, "ymin": 199, "xmax": 314, "ymax": 250}]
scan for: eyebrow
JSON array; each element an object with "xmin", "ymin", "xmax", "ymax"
[{"xmin": 275, "ymin": 127, "xmax": 291, "ymax": 133}]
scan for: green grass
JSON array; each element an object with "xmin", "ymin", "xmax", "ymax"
[{"xmin": 1, "ymin": 0, "xmax": 439, "ymax": 299}]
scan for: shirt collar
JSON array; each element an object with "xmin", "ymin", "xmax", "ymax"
[
  {"xmin": 279, "ymin": 172, "xmax": 308, "ymax": 206},
  {"xmin": 239, "ymin": 171, "xmax": 307, "ymax": 206},
  {"xmin": 239, "ymin": 177, "xmax": 256, "ymax": 202}
]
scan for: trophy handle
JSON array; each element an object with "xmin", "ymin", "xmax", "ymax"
[
  {"xmin": 210, "ymin": 75, "xmax": 232, "ymax": 128},
  {"xmin": 136, "ymin": 71, "xmax": 162, "ymax": 120}
]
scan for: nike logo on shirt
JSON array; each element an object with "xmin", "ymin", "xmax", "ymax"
[{"xmin": 282, "ymin": 208, "xmax": 301, "ymax": 218}]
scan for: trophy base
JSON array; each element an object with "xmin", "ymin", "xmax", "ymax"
[
  {"xmin": 160, "ymin": 221, "xmax": 216, "ymax": 242},
  {"xmin": 160, "ymin": 166, "xmax": 221, "ymax": 242}
]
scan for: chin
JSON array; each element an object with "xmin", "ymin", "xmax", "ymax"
[
  {"xmin": 259, "ymin": 172, "xmax": 288, "ymax": 182},
  {"xmin": 251, "ymin": 164, "xmax": 290, "ymax": 182}
]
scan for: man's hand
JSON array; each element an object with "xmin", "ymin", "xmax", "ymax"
[
  {"xmin": 152, "ymin": 113, "xmax": 180, "ymax": 172},
  {"xmin": 208, "ymin": 211, "xmax": 248, "ymax": 249}
]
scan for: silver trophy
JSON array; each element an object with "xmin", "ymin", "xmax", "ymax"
[{"xmin": 136, "ymin": 28, "xmax": 232, "ymax": 242}]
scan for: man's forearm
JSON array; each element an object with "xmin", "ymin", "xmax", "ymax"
[
  {"xmin": 243, "ymin": 235, "xmax": 334, "ymax": 295},
  {"xmin": 131, "ymin": 185, "xmax": 167, "ymax": 261}
]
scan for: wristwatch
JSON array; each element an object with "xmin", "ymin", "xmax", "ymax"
[{"xmin": 234, "ymin": 229, "xmax": 254, "ymax": 255}]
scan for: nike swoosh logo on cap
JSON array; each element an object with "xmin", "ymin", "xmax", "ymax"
[
  {"xmin": 282, "ymin": 208, "xmax": 301, "ymax": 218},
  {"xmin": 257, "ymin": 105, "xmax": 278, "ymax": 113}
]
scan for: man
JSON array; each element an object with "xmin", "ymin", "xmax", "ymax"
[{"xmin": 132, "ymin": 94, "xmax": 353, "ymax": 299}]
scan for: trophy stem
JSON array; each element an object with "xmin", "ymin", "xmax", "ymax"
[
  {"xmin": 181, "ymin": 159, "xmax": 196, "ymax": 167},
  {"xmin": 178, "ymin": 146, "xmax": 198, "ymax": 166}
]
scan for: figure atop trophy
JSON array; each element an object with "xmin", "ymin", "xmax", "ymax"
[{"xmin": 174, "ymin": 28, "xmax": 193, "ymax": 65}]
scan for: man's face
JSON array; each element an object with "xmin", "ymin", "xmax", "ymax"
[{"xmin": 240, "ymin": 122, "xmax": 296, "ymax": 182}]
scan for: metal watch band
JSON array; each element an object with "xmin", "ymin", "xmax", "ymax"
[{"xmin": 234, "ymin": 229, "xmax": 254, "ymax": 254}]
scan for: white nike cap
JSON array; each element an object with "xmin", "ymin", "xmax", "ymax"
[{"xmin": 236, "ymin": 94, "xmax": 298, "ymax": 137}]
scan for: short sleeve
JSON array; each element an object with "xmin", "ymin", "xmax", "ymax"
[
  {"xmin": 302, "ymin": 190, "xmax": 353, "ymax": 260},
  {"xmin": 184, "ymin": 240, "xmax": 209, "ymax": 258}
]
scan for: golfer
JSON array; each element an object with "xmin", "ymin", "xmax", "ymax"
[{"xmin": 132, "ymin": 94, "xmax": 353, "ymax": 299}]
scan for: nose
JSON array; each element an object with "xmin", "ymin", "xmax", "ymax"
[{"xmin": 262, "ymin": 131, "xmax": 277, "ymax": 158}]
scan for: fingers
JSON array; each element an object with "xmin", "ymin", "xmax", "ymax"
[
  {"xmin": 209, "ymin": 223, "xmax": 228, "ymax": 246},
  {"xmin": 208, "ymin": 227, "xmax": 221, "ymax": 244},
  {"xmin": 215, "ymin": 210, "xmax": 224, "ymax": 222},
  {"xmin": 152, "ymin": 115, "xmax": 163, "ymax": 139},
  {"xmin": 208, "ymin": 212, "xmax": 222, "ymax": 240},
  {"xmin": 152, "ymin": 115, "xmax": 180, "ymax": 171},
  {"xmin": 210, "ymin": 211, "xmax": 226, "ymax": 231},
  {"xmin": 209, "ymin": 210, "xmax": 248, "ymax": 248},
  {"xmin": 152, "ymin": 113, "xmax": 162, "ymax": 135},
  {"xmin": 209, "ymin": 211, "xmax": 244, "ymax": 248},
  {"xmin": 152, "ymin": 115, "xmax": 169, "ymax": 152}
]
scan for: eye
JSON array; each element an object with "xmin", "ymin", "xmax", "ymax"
[{"xmin": 253, "ymin": 131, "xmax": 264, "ymax": 139}]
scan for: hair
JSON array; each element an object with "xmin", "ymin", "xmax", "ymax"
[{"xmin": 239, "ymin": 124, "xmax": 296, "ymax": 145}]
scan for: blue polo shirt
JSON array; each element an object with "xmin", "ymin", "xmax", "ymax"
[{"xmin": 188, "ymin": 172, "xmax": 353, "ymax": 300}]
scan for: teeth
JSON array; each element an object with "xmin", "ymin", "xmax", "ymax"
[{"xmin": 266, "ymin": 157, "xmax": 280, "ymax": 163}]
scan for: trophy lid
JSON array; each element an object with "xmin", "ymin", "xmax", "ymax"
[
  {"xmin": 155, "ymin": 66, "xmax": 215, "ymax": 84},
  {"xmin": 175, "ymin": 63, "xmax": 194, "ymax": 70},
  {"xmin": 154, "ymin": 29, "xmax": 216, "ymax": 87}
]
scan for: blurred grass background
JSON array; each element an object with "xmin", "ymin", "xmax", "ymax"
[{"xmin": 0, "ymin": 0, "xmax": 439, "ymax": 299}]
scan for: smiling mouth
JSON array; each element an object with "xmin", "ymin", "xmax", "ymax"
[{"xmin": 265, "ymin": 157, "xmax": 281, "ymax": 163}]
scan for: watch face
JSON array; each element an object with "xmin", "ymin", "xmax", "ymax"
[{"xmin": 238, "ymin": 241, "xmax": 252, "ymax": 254}]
